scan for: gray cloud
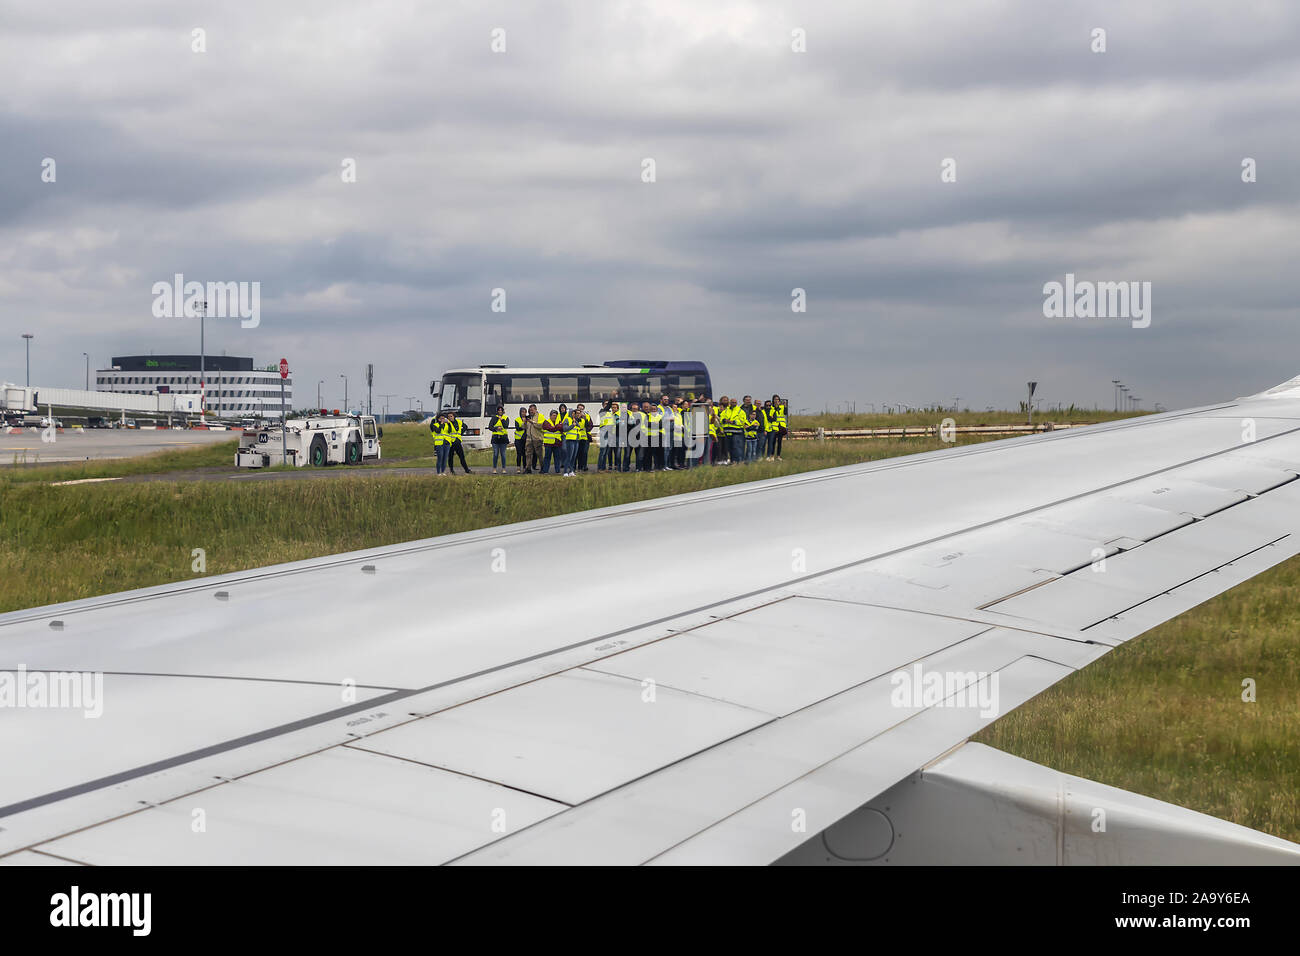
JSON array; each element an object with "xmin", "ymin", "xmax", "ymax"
[{"xmin": 2, "ymin": 0, "xmax": 1299, "ymax": 415}]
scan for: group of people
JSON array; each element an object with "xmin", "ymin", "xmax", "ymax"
[{"xmin": 429, "ymin": 393, "xmax": 788, "ymax": 476}]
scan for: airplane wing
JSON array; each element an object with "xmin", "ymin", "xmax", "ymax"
[{"xmin": 4, "ymin": 378, "xmax": 1300, "ymax": 866}]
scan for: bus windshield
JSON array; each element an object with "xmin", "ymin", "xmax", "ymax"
[{"xmin": 439, "ymin": 373, "xmax": 483, "ymax": 416}]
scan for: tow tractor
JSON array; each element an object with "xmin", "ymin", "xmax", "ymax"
[{"xmin": 236, "ymin": 410, "xmax": 382, "ymax": 468}]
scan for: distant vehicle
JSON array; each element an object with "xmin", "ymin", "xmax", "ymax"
[
  {"xmin": 86, "ymin": 416, "xmax": 109, "ymax": 429},
  {"xmin": 39, "ymin": 417, "xmax": 63, "ymax": 429},
  {"xmin": 235, "ymin": 411, "xmax": 382, "ymax": 468},
  {"xmin": 125, "ymin": 419, "xmax": 137, "ymax": 429},
  {"xmin": 432, "ymin": 361, "xmax": 712, "ymax": 449}
]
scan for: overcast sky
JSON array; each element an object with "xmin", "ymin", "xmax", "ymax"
[{"xmin": 2, "ymin": 0, "xmax": 1298, "ymax": 414}]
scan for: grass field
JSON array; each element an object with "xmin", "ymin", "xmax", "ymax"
[
  {"xmin": 975, "ymin": 555, "xmax": 1300, "ymax": 842},
  {"xmin": 0, "ymin": 411, "xmax": 1146, "ymax": 484},
  {"xmin": 0, "ymin": 431, "xmax": 989, "ymax": 611},
  {"xmin": 1, "ymin": 415, "xmax": 1295, "ymax": 844}
]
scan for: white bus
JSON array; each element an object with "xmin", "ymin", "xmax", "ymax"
[{"xmin": 431, "ymin": 361, "xmax": 713, "ymax": 449}]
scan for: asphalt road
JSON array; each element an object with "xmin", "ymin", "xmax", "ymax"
[{"xmin": 0, "ymin": 427, "xmax": 236, "ymax": 465}]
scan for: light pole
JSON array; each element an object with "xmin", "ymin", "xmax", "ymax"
[
  {"xmin": 1111, "ymin": 379, "xmax": 1122, "ymax": 413},
  {"xmin": 340, "ymin": 374, "xmax": 348, "ymax": 413},
  {"xmin": 379, "ymin": 393, "xmax": 396, "ymax": 422},
  {"xmin": 407, "ymin": 397, "xmax": 417, "ymax": 419},
  {"xmin": 82, "ymin": 352, "xmax": 89, "ymax": 390},
  {"xmin": 198, "ymin": 300, "xmax": 207, "ymax": 422},
  {"xmin": 21, "ymin": 333, "xmax": 33, "ymax": 386},
  {"xmin": 1119, "ymin": 386, "xmax": 1129, "ymax": 413}
]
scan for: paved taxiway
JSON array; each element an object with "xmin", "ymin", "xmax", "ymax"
[{"xmin": 0, "ymin": 428, "xmax": 236, "ymax": 465}]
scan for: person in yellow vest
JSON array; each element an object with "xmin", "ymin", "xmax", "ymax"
[
  {"xmin": 623, "ymin": 403, "xmax": 642, "ymax": 472},
  {"xmin": 573, "ymin": 403, "xmax": 593, "ymax": 472},
  {"xmin": 430, "ymin": 413, "xmax": 451, "ymax": 476},
  {"xmin": 597, "ymin": 401, "xmax": 617, "ymax": 472},
  {"xmin": 707, "ymin": 403, "xmax": 721, "ymax": 465},
  {"xmin": 541, "ymin": 408, "xmax": 564, "ymax": 474},
  {"xmin": 770, "ymin": 393, "xmax": 788, "ymax": 460},
  {"xmin": 489, "ymin": 405, "xmax": 511, "ymax": 474},
  {"xmin": 713, "ymin": 396, "xmax": 730, "ymax": 465},
  {"xmin": 743, "ymin": 403, "xmax": 761, "ymax": 462},
  {"xmin": 671, "ymin": 398, "xmax": 687, "ymax": 469},
  {"xmin": 762, "ymin": 399, "xmax": 776, "ymax": 460},
  {"xmin": 724, "ymin": 397, "xmax": 747, "ymax": 465},
  {"xmin": 557, "ymin": 403, "xmax": 578, "ymax": 477},
  {"xmin": 446, "ymin": 413, "xmax": 472, "ymax": 474},
  {"xmin": 513, "ymin": 406, "xmax": 530, "ymax": 473},
  {"xmin": 645, "ymin": 400, "xmax": 663, "ymax": 471}
]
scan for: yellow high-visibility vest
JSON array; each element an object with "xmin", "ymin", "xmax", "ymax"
[{"xmin": 560, "ymin": 413, "xmax": 578, "ymax": 441}]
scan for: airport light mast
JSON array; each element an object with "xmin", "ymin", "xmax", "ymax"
[
  {"xmin": 198, "ymin": 300, "xmax": 207, "ymax": 423},
  {"xmin": 21, "ymin": 333, "xmax": 33, "ymax": 386}
]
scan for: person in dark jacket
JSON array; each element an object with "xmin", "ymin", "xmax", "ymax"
[
  {"xmin": 447, "ymin": 413, "xmax": 473, "ymax": 474},
  {"xmin": 513, "ymin": 405, "xmax": 529, "ymax": 473}
]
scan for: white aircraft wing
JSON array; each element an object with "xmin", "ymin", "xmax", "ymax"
[{"xmin": 4, "ymin": 378, "xmax": 1300, "ymax": 865}]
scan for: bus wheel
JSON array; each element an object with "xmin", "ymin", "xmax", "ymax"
[{"xmin": 310, "ymin": 436, "xmax": 327, "ymax": 466}]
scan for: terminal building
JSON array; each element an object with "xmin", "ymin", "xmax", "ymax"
[{"xmin": 95, "ymin": 355, "xmax": 292, "ymax": 420}]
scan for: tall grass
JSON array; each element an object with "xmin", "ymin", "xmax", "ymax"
[
  {"xmin": 0, "ymin": 435, "xmax": 984, "ymax": 611},
  {"xmin": 976, "ymin": 557, "xmax": 1300, "ymax": 842}
]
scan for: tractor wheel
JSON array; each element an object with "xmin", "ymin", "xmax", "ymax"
[{"xmin": 310, "ymin": 435, "xmax": 328, "ymax": 467}]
